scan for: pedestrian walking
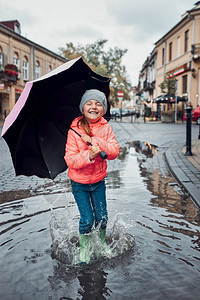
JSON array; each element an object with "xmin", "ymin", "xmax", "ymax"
[{"xmin": 64, "ymin": 89, "xmax": 119, "ymax": 264}]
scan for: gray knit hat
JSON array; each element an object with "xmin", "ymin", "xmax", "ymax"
[{"xmin": 79, "ymin": 89, "xmax": 107, "ymax": 114}]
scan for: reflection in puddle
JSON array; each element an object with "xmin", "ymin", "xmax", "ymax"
[
  {"xmin": 48, "ymin": 263, "xmax": 112, "ymax": 299},
  {"xmin": 129, "ymin": 140, "xmax": 158, "ymax": 158}
]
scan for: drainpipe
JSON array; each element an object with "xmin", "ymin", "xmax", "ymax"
[
  {"xmin": 31, "ymin": 46, "xmax": 35, "ymax": 80},
  {"xmin": 163, "ymin": 40, "xmax": 166, "ymax": 81},
  {"xmin": 189, "ymin": 14, "xmax": 195, "ymax": 104},
  {"xmin": 161, "ymin": 40, "xmax": 166, "ymax": 114}
]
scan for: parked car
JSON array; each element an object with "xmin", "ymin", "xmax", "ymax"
[
  {"xmin": 110, "ymin": 108, "xmax": 121, "ymax": 118},
  {"xmin": 121, "ymin": 109, "xmax": 136, "ymax": 116},
  {"xmin": 183, "ymin": 106, "xmax": 200, "ymax": 124},
  {"xmin": 193, "ymin": 106, "xmax": 200, "ymax": 124},
  {"xmin": 110, "ymin": 108, "xmax": 136, "ymax": 119}
]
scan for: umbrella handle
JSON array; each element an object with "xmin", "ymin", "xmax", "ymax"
[
  {"xmin": 99, "ymin": 151, "xmax": 108, "ymax": 159},
  {"xmin": 87, "ymin": 145, "xmax": 107, "ymax": 160},
  {"xmin": 70, "ymin": 127, "xmax": 108, "ymax": 160},
  {"xmin": 86, "ymin": 142, "xmax": 108, "ymax": 160}
]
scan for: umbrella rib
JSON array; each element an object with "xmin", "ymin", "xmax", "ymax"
[{"xmin": 90, "ymin": 75, "xmax": 111, "ymax": 82}]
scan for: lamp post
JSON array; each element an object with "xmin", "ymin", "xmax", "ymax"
[
  {"xmin": 117, "ymin": 91, "xmax": 124, "ymax": 121},
  {"xmin": 185, "ymin": 106, "xmax": 193, "ymax": 156},
  {"xmin": 175, "ymin": 80, "xmax": 178, "ymax": 123}
]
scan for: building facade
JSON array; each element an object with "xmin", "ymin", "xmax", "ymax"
[
  {"xmin": 139, "ymin": 48, "xmax": 156, "ymax": 102},
  {"xmin": 0, "ymin": 20, "xmax": 67, "ymax": 121},
  {"xmin": 155, "ymin": 3, "xmax": 200, "ymax": 107},
  {"xmin": 139, "ymin": 2, "xmax": 200, "ymax": 117}
]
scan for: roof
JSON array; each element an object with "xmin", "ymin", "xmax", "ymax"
[{"xmin": 0, "ymin": 21, "xmax": 67, "ymax": 62}]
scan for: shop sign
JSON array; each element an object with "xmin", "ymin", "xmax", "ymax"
[
  {"xmin": 15, "ymin": 88, "xmax": 23, "ymax": 93},
  {"xmin": 166, "ymin": 62, "xmax": 191, "ymax": 78}
]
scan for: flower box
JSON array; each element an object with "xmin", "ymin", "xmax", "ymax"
[{"xmin": 161, "ymin": 111, "xmax": 175, "ymax": 123}]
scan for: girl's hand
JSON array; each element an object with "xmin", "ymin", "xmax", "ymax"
[
  {"xmin": 89, "ymin": 144, "xmax": 101, "ymax": 160},
  {"xmin": 81, "ymin": 134, "xmax": 92, "ymax": 145}
]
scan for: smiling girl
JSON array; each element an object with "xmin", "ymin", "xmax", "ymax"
[{"xmin": 64, "ymin": 89, "xmax": 119, "ymax": 264}]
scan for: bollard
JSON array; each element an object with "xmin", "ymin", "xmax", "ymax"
[
  {"xmin": 120, "ymin": 109, "xmax": 122, "ymax": 122},
  {"xmin": 185, "ymin": 107, "xmax": 193, "ymax": 156},
  {"xmin": 198, "ymin": 123, "xmax": 200, "ymax": 139}
]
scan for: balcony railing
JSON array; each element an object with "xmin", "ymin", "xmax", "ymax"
[
  {"xmin": 0, "ymin": 64, "xmax": 19, "ymax": 82},
  {"xmin": 0, "ymin": 72, "xmax": 18, "ymax": 82},
  {"xmin": 143, "ymin": 80, "xmax": 155, "ymax": 91}
]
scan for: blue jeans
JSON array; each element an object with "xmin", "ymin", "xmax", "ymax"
[{"xmin": 71, "ymin": 179, "xmax": 108, "ymax": 234}]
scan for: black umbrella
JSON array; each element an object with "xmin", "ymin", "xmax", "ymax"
[{"xmin": 1, "ymin": 57, "xmax": 111, "ymax": 179}]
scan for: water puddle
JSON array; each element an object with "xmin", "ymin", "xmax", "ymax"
[{"xmin": 0, "ymin": 141, "xmax": 200, "ymax": 299}]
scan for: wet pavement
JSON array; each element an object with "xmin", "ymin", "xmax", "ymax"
[
  {"xmin": 0, "ymin": 119, "xmax": 200, "ymax": 299},
  {"xmin": 1, "ymin": 120, "xmax": 200, "ymax": 203}
]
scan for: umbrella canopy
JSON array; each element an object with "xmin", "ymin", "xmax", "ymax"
[
  {"xmin": 154, "ymin": 95, "xmax": 186, "ymax": 104},
  {"xmin": 1, "ymin": 56, "xmax": 111, "ymax": 179}
]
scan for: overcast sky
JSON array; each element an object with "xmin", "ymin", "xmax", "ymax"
[{"xmin": 0, "ymin": 0, "xmax": 196, "ymax": 85}]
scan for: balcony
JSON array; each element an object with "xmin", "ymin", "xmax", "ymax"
[
  {"xmin": 0, "ymin": 64, "xmax": 19, "ymax": 82},
  {"xmin": 143, "ymin": 80, "xmax": 155, "ymax": 91},
  {"xmin": 191, "ymin": 44, "xmax": 200, "ymax": 61}
]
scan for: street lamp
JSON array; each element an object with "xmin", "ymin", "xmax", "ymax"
[
  {"xmin": 117, "ymin": 90, "xmax": 124, "ymax": 120},
  {"xmin": 175, "ymin": 79, "xmax": 178, "ymax": 123}
]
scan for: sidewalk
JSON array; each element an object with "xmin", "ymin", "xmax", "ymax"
[{"xmin": 164, "ymin": 139, "xmax": 200, "ymax": 208}]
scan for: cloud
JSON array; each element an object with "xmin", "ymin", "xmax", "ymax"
[
  {"xmin": 0, "ymin": 0, "xmax": 196, "ymax": 84},
  {"xmin": 106, "ymin": 0, "xmax": 194, "ymax": 42},
  {"xmin": 59, "ymin": 25, "xmax": 103, "ymax": 41},
  {"xmin": 0, "ymin": 2, "xmax": 37, "ymax": 28}
]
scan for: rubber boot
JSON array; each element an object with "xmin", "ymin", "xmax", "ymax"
[
  {"xmin": 99, "ymin": 229, "xmax": 112, "ymax": 257},
  {"xmin": 79, "ymin": 234, "xmax": 90, "ymax": 265}
]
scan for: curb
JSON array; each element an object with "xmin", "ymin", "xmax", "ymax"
[{"xmin": 164, "ymin": 145, "xmax": 200, "ymax": 208}]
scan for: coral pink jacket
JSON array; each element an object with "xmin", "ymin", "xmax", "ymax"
[{"xmin": 64, "ymin": 117, "xmax": 119, "ymax": 184}]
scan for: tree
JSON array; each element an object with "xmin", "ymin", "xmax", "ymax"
[
  {"xmin": 159, "ymin": 75, "xmax": 176, "ymax": 110},
  {"xmin": 159, "ymin": 75, "xmax": 176, "ymax": 96},
  {"xmin": 59, "ymin": 39, "xmax": 131, "ymax": 105}
]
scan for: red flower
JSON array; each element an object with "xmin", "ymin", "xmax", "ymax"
[{"xmin": 5, "ymin": 68, "xmax": 18, "ymax": 77}]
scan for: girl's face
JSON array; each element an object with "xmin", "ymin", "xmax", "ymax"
[{"xmin": 82, "ymin": 99, "xmax": 104, "ymax": 123}]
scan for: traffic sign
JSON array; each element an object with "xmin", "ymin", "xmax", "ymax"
[{"xmin": 117, "ymin": 91, "xmax": 124, "ymax": 99}]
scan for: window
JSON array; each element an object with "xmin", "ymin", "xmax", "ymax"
[
  {"xmin": 35, "ymin": 60, "xmax": 40, "ymax": 79},
  {"xmin": 14, "ymin": 23, "xmax": 21, "ymax": 34},
  {"xmin": 48, "ymin": 65, "xmax": 52, "ymax": 73},
  {"xmin": 182, "ymin": 75, "xmax": 187, "ymax": 94},
  {"xmin": 177, "ymin": 36, "xmax": 180, "ymax": 57},
  {"xmin": 13, "ymin": 52, "xmax": 20, "ymax": 78},
  {"xmin": 0, "ymin": 46, "xmax": 3, "ymax": 67},
  {"xmin": 185, "ymin": 30, "xmax": 189, "ymax": 52},
  {"xmin": 23, "ymin": 56, "xmax": 29, "ymax": 81},
  {"xmin": 162, "ymin": 48, "xmax": 165, "ymax": 65},
  {"xmin": 0, "ymin": 52, "xmax": 3, "ymax": 67},
  {"xmin": 169, "ymin": 42, "xmax": 172, "ymax": 61}
]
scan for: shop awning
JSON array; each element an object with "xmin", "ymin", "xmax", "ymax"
[{"xmin": 153, "ymin": 95, "xmax": 186, "ymax": 104}]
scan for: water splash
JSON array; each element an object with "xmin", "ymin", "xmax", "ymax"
[
  {"xmin": 50, "ymin": 208, "xmax": 78, "ymax": 264},
  {"xmin": 50, "ymin": 209, "xmax": 135, "ymax": 266}
]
